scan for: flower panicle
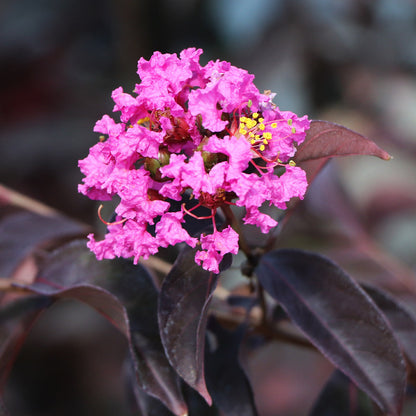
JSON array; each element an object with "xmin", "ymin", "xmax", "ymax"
[{"xmin": 78, "ymin": 48, "xmax": 310, "ymax": 273}]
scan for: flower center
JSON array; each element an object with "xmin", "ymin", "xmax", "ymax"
[
  {"xmin": 237, "ymin": 112, "xmax": 297, "ymax": 153},
  {"xmin": 199, "ymin": 189, "xmax": 229, "ymax": 209}
]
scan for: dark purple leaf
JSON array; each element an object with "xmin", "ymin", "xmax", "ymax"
[
  {"xmin": 182, "ymin": 383, "xmax": 219, "ymax": 416},
  {"xmin": 125, "ymin": 351, "xmax": 220, "ymax": 416},
  {"xmin": 205, "ymin": 318, "xmax": 258, "ymax": 416},
  {"xmin": 0, "ymin": 209, "xmax": 88, "ymax": 278},
  {"xmin": 292, "ymin": 158, "xmax": 330, "ymax": 191},
  {"xmin": 158, "ymin": 246, "xmax": 219, "ymax": 405},
  {"xmin": 256, "ymin": 249, "xmax": 406, "ymax": 415},
  {"xmin": 363, "ymin": 285, "xmax": 416, "ymax": 370},
  {"xmin": 0, "ymin": 296, "xmax": 51, "ymax": 389},
  {"xmin": 29, "ymin": 240, "xmax": 187, "ymax": 416},
  {"xmin": 309, "ymin": 370, "xmax": 374, "ymax": 416},
  {"xmin": 124, "ymin": 356, "xmax": 175, "ymax": 416},
  {"xmin": 295, "ymin": 120, "xmax": 391, "ymax": 163},
  {"xmin": 130, "ymin": 385, "xmax": 176, "ymax": 416},
  {"xmin": 291, "ymin": 121, "xmax": 391, "ymax": 191}
]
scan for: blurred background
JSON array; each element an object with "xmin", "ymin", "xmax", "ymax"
[{"xmin": 1, "ymin": 0, "xmax": 416, "ymax": 415}]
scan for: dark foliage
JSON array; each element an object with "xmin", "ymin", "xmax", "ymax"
[{"xmin": 0, "ymin": 121, "xmax": 414, "ymax": 416}]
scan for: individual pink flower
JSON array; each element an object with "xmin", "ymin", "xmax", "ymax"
[
  {"xmin": 87, "ymin": 220, "xmax": 159, "ymax": 263},
  {"xmin": 156, "ymin": 211, "xmax": 198, "ymax": 248},
  {"xmin": 195, "ymin": 227, "xmax": 239, "ymax": 273},
  {"xmin": 243, "ymin": 207, "xmax": 278, "ymax": 234},
  {"xmin": 78, "ymin": 47, "xmax": 310, "ymax": 272}
]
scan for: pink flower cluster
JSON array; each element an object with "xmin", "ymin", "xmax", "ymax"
[{"xmin": 78, "ymin": 48, "xmax": 310, "ymax": 273}]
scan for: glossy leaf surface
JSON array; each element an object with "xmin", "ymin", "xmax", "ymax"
[
  {"xmin": 158, "ymin": 246, "xmax": 219, "ymax": 405},
  {"xmin": 256, "ymin": 249, "xmax": 406, "ymax": 415}
]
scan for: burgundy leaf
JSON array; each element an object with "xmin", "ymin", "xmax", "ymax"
[
  {"xmin": 256, "ymin": 249, "xmax": 406, "ymax": 415},
  {"xmin": 0, "ymin": 296, "xmax": 51, "ymax": 389},
  {"xmin": 0, "ymin": 209, "xmax": 88, "ymax": 278},
  {"xmin": 29, "ymin": 240, "xmax": 188, "ymax": 416},
  {"xmin": 294, "ymin": 120, "xmax": 391, "ymax": 163},
  {"xmin": 309, "ymin": 370, "xmax": 373, "ymax": 416},
  {"xmin": 205, "ymin": 318, "xmax": 258, "ymax": 416},
  {"xmin": 293, "ymin": 158, "xmax": 330, "ymax": 191},
  {"xmin": 158, "ymin": 246, "xmax": 219, "ymax": 405},
  {"xmin": 124, "ymin": 356, "xmax": 176, "ymax": 416},
  {"xmin": 363, "ymin": 285, "xmax": 416, "ymax": 370}
]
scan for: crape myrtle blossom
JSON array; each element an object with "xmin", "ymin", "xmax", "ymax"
[{"xmin": 78, "ymin": 48, "xmax": 310, "ymax": 273}]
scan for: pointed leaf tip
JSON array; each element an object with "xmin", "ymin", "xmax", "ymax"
[
  {"xmin": 295, "ymin": 120, "xmax": 391, "ymax": 162},
  {"xmin": 158, "ymin": 246, "xmax": 217, "ymax": 406}
]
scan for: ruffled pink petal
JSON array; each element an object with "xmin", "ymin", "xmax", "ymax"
[
  {"xmin": 243, "ymin": 207, "xmax": 278, "ymax": 234},
  {"xmin": 156, "ymin": 211, "xmax": 198, "ymax": 248}
]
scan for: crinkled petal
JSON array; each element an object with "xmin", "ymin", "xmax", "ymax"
[
  {"xmin": 94, "ymin": 115, "xmax": 125, "ymax": 137},
  {"xmin": 79, "ymin": 47, "xmax": 310, "ymax": 270},
  {"xmin": 194, "ymin": 248, "xmax": 223, "ymax": 274},
  {"xmin": 263, "ymin": 166, "xmax": 308, "ymax": 209},
  {"xmin": 115, "ymin": 168, "xmax": 170, "ymax": 223},
  {"xmin": 156, "ymin": 211, "xmax": 198, "ymax": 248},
  {"xmin": 87, "ymin": 220, "xmax": 159, "ymax": 263},
  {"xmin": 200, "ymin": 226, "xmax": 239, "ymax": 256},
  {"xmin": 112, "ymin": 87, "xmax": 141, "ymax": 123},
  {"xmin": 195, "ymin": 227, "xmax": 238, "ymax": 273},
  {"xmin": 233, "ymin": 173, "xmax": 268, "ymax": 209},
  {"xmin": 243, "ymin": 207, "xmax": 278, "ymax": 233},
  {"xmin": 204, "ymin": 135, "xmax": 251, "ymax": 172}
]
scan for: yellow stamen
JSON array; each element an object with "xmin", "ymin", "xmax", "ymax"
[
  {"xmin": 291, "ymin": 127, "xmax": 296, "ymax": 134},
  {"xmin": 245, "ymin": 119, "xmax": 257, "ymax": 129},
  {"xmin": 250, "ymin": 139, "xmax": 256, "ymax": 145},
  {"xmin": 263, "ymin": 139, "xmax": 268, "ymax": 144},
  {"xmin": 252, "ymin": 112, "xmax": 259, "ymax": 119},
  {"xmin": 258, "ymin": 117, "xmax": 264, "ymax": 123},
  {"xmin": 259, "ymin": 144, "xmax": 265, "ymax": 151},
  {"xmin": 137, "ymin": 117, "xmax": 150, "ymax": 125},
  {"xmin": 263, "ymin": 132, "xmax": 272, "ymax": 140},
  {"xmin": 258, "ymin": 123, "xmax": 265, "ymax": 131},
  {"xmin": 239, "ymin": 128, "xmax": 247, "ymax": 134},
  {"xmin": 271, "ymin": 122, "xmax": 278, "ymax": 128}
]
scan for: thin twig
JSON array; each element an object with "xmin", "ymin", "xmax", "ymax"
[{"xmin": 0, "ymin": 184, "xmax": 57, "ymax": 216}]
